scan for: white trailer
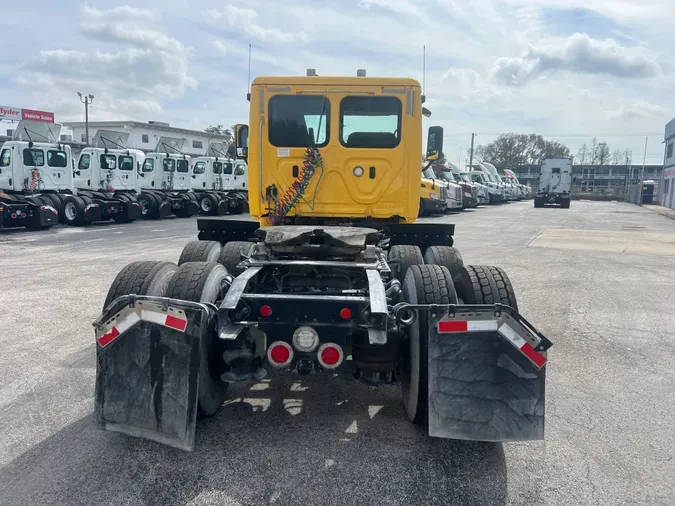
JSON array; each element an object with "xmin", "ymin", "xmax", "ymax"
[{"xmin": 535, "ymin": 158, "xmax": 572, "ymax": 208}]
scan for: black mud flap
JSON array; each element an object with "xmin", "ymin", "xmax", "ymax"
[
  {"xmin": 390, "ymin": 301, "xmax": 551, "ymax": 442},
  {"xmin": 93, "ymin": 296, "xmax": 211, "ymax": 451},
  {"xmin": 426, "ymin": 304, "xmax": 550, "ymax": 442}
]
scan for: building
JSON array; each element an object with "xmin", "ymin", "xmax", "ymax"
[
  {"xmin": 63, "ymin": 120, "xmax": 230, "ymax": 157},
  {"xmin": 509, "ymin": 163, "xmax": 663, "ymax": 197},
  {"xmin": 661, "ymin": 118, "xmax": 675, "ymax": 209}
]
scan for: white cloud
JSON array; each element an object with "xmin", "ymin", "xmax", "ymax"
[
  {"xmin": 205, "ymin": 5, "xmax": 308, "ymax": 44},
  {"xmin": 4, "ymin": 0, "xmax": 673, "ymax": 162},
  {"xmin": 489, "ymin": 33, "xmax": 661, "ymax": 86},
  {"xmin": 81, "ymin": 3, "xmax": 156, "ymax": 22}
]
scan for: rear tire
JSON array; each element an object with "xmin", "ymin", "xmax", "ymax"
[
  {"xmin": 138, "ymin": 193, "xmax": 160, "ymax": 219},
  {"xmin": 399, "ymin": 264, "xmax": 457, "ymax": 425},
  {"xmin": 454, "ymin": 265, "xmax": 518, "ymax": 311},
  {"xmin": 103, "ymin": 260, "xmax": 179, "ymax": 309},
  {"xmin": 62, "ymin": 195, "xmax": 87, "ymax": 226},
  {"xmin": 178, "ymin": 240, "xmax": 223, "ymax": 265},
  {"xmin": 423, "ymin": 246, "xmax": 464, "ymax": 281},
  {"xmin": 218, "ymin": 241, "xmax": 254, "ymax": 275},
  {"xmin": 199, "ymin": 194, "xmax": 219, "ymax": 215},
  {"xmin": 388, "ymin": 245, "xmax": 424, "ymax": 282},
  {"xmin": 166, "ymin": 262, "xmax": 230, "ymax": 416}
]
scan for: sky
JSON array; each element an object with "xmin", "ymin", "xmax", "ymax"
[{"xmin": 1, "ymin": 0, "xmax": 673, "ymax": 164}]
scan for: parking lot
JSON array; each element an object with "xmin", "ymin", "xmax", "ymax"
[{"xmin": 1, "ymin": 199, "xmax": 674, "ymax": 506}]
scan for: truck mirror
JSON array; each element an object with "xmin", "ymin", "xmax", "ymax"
[{"xmin": 426, "ymin": 126, "xmax": 444, "ymax": 161}]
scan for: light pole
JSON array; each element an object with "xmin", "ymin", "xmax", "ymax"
[{"xmin": 77, "ymin": 92, "xmax": 94, "ymax": 146}]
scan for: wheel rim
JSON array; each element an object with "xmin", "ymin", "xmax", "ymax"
[
  {"xmin": 139, "ymin": 199, "xmax": 149, "ymax": 215},
  {"xmin": 201, "ymin": 198, "xmax": 211, "ymax": 212},
  {"xmin": 64, "ymin": 202, "xmax": 77, "ymax": 221}
]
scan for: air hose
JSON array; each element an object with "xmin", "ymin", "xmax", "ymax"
[
  {"xmin": 268, "ymin": 145, "xmax": 323, "ymax": 225},
  {"xmin": 26, "ymin": 168, "xmax": 43, "ymax": 192}
]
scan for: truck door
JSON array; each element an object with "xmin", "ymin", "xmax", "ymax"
[
  {"xmin": 116, "ymin": 154, "xmax": 136, "ymax": 190},
  {"xmin": 233, "ymin": 160, "xmax": 247, "ymax": 190},
  {"xmin": 222, "ymin": 161, "xmax": 234, "ymax": 190},
  {"xmin": 175, "ymin": 158, "xmax": 190, "ymax": 190},
  {"xmin": 212, "ymin": 161, "xmax": 224, "ymax": 190},
  {"xmin": 192, "ymin": 160, "xmax": 208, "ymax": 189},
  {"xmin": 75, "ymin": 151, "xmax": 92, "ymax": 189},
  {"xmin": 0, "ymin": 145, "xmax": 13, "ymax": 190}
]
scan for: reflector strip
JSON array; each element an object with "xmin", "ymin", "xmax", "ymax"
[
  {"xmin": 498, "ymin": 323, "xmax": 547, "ymax": 368},
  {"xmin": 96, "ymin": 308, "xmax": 187, "ymax": 348},
  {"xmin": 438, "ymin": 320, "xmax": 499, "ymax": 333}
]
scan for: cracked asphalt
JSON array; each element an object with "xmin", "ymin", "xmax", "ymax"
[{"xmin": 0, "ymin": 200, "xmax": 674, "ymax": 506}]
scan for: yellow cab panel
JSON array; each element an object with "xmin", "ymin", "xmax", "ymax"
[{"xmin": 247, "ymin": 76, "xmax": 423, "ymax": 224}]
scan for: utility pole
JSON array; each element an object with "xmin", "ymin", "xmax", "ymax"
[
  {"xmin": 639, "ymin": 136, "xmax": 648, "ymax": 205},
  {"xmin": 77, "ymin": 92, "xmax": 94, "ymax": 146},
  {"xmin": 468, "ymin": 133, "xmax": 475, "ymax": 169}
]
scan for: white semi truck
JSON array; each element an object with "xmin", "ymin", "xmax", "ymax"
[
  {"xmin": 70, "ymin": 130, "xmax": 142, "ymax": 225},
  {"xmin": 1, "ymin": 121, "xmax": 138, "ymax": 228},
  {"xmin": 189, "ymin": 142, "xmax": 247, "ymax": 215},
  {"xmin": 135, "ymin": 137, "xmax": 199, "ymax": 219},
  {"xmin": 468, "ymin": 163, "xmax": 505, "ymax": 203},
  {"xmin": 535, "ymin": 158, "xmax": 572, "ymax": 208}
]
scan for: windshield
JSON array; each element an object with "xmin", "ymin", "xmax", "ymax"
[
  {"xmin": 460, "ymin": 173, "xmax": 473, "ymax": 183},
  {"xmin": 422, "ymin": 168, "xmax": 436, "ymax": 179}
]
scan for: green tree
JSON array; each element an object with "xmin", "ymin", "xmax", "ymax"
[
  {"xmin": 204, "ymin": 125, "xmax": 234, "ymax": 143},
  {"xmin": 594, "ymin": 141, "xmax": 611, "ymax": 165},
  {"xmin": 475, "ymin": 133, "xmax": 571, "ymax": 166}
]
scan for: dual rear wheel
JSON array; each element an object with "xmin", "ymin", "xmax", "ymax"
[{"xmin": 389, "ymin": 244, "xmax": 519, "ymax": 425}]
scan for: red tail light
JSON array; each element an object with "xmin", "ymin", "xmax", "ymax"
[
  {"xmin": 260, "ymin": 305, "xmax": 272, "ymax": 317},
  {"xmin": 317, "ymin": 343, "xmax": 344, "ymax": 369},
  {"xmin": 267, "ymin": 341, "xmax": 293, "ymax": 367},
  {"xmin": 339, "ymin": 307, "xmax": 352, "ymax": 320}
]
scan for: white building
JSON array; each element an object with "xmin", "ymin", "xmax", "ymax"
[
  {"xmin": 63, "ymin": 120, "xmax": 230, "ymax": 157},
  {"xmin": 662, "ymin": 117, "xmax": 675, "ymax": 209}
]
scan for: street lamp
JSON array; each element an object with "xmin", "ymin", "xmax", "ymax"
[{"xmin": 77, "ymin": 92, "xmax": 95, "ymax": 146}]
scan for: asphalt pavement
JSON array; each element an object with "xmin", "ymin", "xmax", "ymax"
[{"xmin": 1, "ymin": 200, "xmax": 674, "ymax": 506}]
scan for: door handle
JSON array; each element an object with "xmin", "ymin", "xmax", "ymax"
[
  {"xmin": 292, "ymin": 165, "xmax": 299, "ymax": 178},
  {"xmin": 369, "ymin": 166, "xmax": 376, "ymax": 179}
]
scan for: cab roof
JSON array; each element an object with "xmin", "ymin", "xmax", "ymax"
[{"xmin": 251, "ymin": 76, "xmax": 421, "ymax": 88}]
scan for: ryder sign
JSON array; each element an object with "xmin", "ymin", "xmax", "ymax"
[{"xmin": 0, "ymin": 105, "xmax": 54, "ymax": 123}]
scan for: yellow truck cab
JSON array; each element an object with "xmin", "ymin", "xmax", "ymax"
[
  {"xmin": 94, "ymin": 70, "xmax": 553, "ymax": 453},
  {"xmin": 244, "ymin": 72, "xmax": 441, "ymax": 226},
  {"xmin": 419, "ymin": 168, "xmax": 446, "ymax": 216}
]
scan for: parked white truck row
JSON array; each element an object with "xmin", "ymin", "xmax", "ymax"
[
  {"xmin": 421, "ymin": 159, "xmax": 533, "ymax": 216},
  {"xmin": 0, "ymin": 122, "xmax": 248, "ymax": 231}
]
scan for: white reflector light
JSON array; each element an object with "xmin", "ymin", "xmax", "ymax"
[{"xmin": 292, "ymin": 326, "xmax": 319, "ymax": 352}]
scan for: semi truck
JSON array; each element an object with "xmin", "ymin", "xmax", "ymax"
[
  {"xmin": 189, "ymin": 142, "xmax": 247, "ymax": 216},
  {"xmin": 93, "ymin": 71, "xmax": 552, "ymax": 452},
  {"xmin": 69, "ymin": 130, "xmax": 142, "ymax": 225},
  {"xmin": 135, "ymin": 137, "xmax": 200, "ymax": 219},
  {"xmin": 422, "ymin": 166, "xmax": 461, "ymax": 213},
  {"xmin": 535, "ymin": 158, "xmax": 572, "ymax": 208}
]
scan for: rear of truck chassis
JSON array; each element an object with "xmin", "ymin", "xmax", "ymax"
[{"xmin": 93, "ymin": 219, "xmax": 552, "ymax": 451}]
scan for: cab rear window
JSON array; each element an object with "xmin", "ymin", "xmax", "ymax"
[
  {"xmin": 118, "ymin": 155, "xmax": 134, "ymax": 171},
  {"xmin": 23, "ymin": 148, "xmax": 44, "ymax": 166},
  {"xmin": 340, "ymin": 96, "xmax": 401, "ymax": 149},
  {"xmin": 268, "ymin": 95, "xmax": 329, "ymax": 147},
  {"xmin": 177, "ymin": 159, "xmax": 189, "ymax": 173}
]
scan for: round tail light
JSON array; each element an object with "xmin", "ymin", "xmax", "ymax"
[
  {"xmin": 339, "ymin": 307, "xmax": 352, "ymax": 320},
  {"xmin": 259, "ymin": 305, "xmax": 272, "ymax": 317},
  {"xmin": 317, "ymin": 343, "xmax": 344, "ymax": 369},
  {"xmin": 292, "ymin": 326, "xmax": 319, "ymax": 352},
  {"xmin": 267, "ymin": 341, "xmax": 293, "ymax": 368}
]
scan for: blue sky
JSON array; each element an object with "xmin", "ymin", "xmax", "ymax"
[{"xmin": 2, "ymin": 0, "xmax": 673, "ymax": 163}]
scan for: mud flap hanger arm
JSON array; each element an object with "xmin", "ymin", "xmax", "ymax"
[{"xmin": 391, "ymin": 302, "xmax": 553, "ymax": 353}]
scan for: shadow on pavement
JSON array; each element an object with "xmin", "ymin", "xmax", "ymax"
[{"xmin": 0, "ymin": 373, "xmax": 507, "ymax": 506}]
